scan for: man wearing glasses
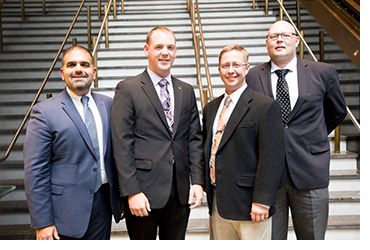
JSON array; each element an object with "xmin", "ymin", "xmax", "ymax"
[
  {"xmin": 246, "ymin": 20, "xmax": 347, "ymax": 240},
  {"xmin": 202, "ymin": 44, "xmax": 285, "ymax": 239}
]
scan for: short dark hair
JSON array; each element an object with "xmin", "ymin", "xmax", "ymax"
[{"xmin": 61, "ymin": 45, "xmax": 94, "ymax": 66}]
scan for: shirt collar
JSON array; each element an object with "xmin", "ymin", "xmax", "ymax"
[
  {"xmin": 66, "ymin": 87, "xmax": 92, "ymax": 102},
  {"xmin": 270, "ymin": 56, "xmax": 297, "ymax": 73},
  {"xmin": 224, "ymin": 83, "xmax": 247, "ymax": 105},
  {"xmin": 147, "ymin": 67, "xmax": 172, "ymax": 86}
]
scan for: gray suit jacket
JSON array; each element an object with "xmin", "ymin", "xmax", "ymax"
[
  {"xmin": 24, "ymin": 89, "xmax": 121, "ymax": 238},
  {"xmin": 111, "ymin": 70, "xmax": 204, "ymax": 209},
  {"xmin": 246, "ymin": 59, "xmax": 347, "ymax": 190},
  {"xmin": 203, "ymin": 87, "xmax": 285, "ymax": 220}
]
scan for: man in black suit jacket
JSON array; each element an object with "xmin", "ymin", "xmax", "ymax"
[
  {"xmin": 246, "ymin": 20, "xmax": 347, "ymax": 240},
  {"xmin": 203, "ymin": 44, "xmax": 285, "ymax": 240},
  {"xmin": 111, "ymin": 26, "xmax": 204, "ymax": 240}
]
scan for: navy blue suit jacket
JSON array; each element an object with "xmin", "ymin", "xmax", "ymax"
[{"xmin": 24, "ymin": 89, "xmax": 121, "ymax": 238}]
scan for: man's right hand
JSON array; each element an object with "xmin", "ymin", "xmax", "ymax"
[
  {"xmin": 36, "ymin": 225, "xmax": 60, "ymax": 240},
  {"xmin": 128, "ymin": 192, "xmax": 151, "ymax": 217}
]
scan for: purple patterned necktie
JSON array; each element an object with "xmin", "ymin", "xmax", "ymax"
[{"xmin": 158, "ymin": 79, "xmax": 174, "ymax": 131}]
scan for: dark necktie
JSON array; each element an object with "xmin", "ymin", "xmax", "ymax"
[
  {"xmin": 81, "ymin": 96, "xmax": 102, "ymax": 192},
  {"xmin": 209, "ymin": 95, "xmax": 232, "ymax": 185},
  {"xmin": 158, "ymin": 79, "xmax": 174, "ymax": 132},
  {"xmin": 275, "ymin": 69, "xmax": 291, "ymax": 125}
]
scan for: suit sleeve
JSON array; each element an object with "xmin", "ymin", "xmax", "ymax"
[
  {"xmin": 111, "ymin": 81, "xmax": 142, "ymax": 197},
  {"xmin": 23, "ymin": 105, "xmax": 55, "ymax": 229},
  {"xmin": 187, "ymin": 88, "xmax": 205, "ymax": 186},
  {"xmin": 323, "ymin": 65, "xmax": 347, "ymax": 134},
  {"xmin": 253, "ymin": 101, "xmax": 285, "ymax": 206}
]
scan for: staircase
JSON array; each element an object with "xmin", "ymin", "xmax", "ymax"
[{"xmin": 0, "ymin": 0, "xmax": 359, "ymax": 240}]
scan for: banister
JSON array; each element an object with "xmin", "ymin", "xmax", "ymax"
[
  {"xmin": 275, "ymin": 0, "xmax": 359, "ymax": 133},
  {"xmin": 0, "ymin": 0, "xmax": 86, "ymax": 163},
  {"xmin": 195, "ymin": 0, "xmax": 213, "ymax": 101}
]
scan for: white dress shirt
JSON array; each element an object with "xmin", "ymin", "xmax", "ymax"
[
  {"xmin": 212, "ymin": 83, "xmax": 248, "ymax": 138},
  {"xmin": 270, "ymin": 56, "xmax": 299, "ymax": 110},
  {"xmin": 66, "ymin": 87, "xmax": 108, "ymax": 184}
]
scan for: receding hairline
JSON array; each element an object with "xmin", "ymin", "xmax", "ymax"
[
  {"xmin": 61, "ymin": 45, "xmax": 94, "ymax": 66},
  {"xmin": 268, "ymin": 20, "xmax": 296, "ymax": 34},
  {"xmin": 218, "ymin": 44, "xmax": 249, "ymax": 64},
  {"xmin": 145, "ymin": 25, "xmax": 176, "ymax": 45}
]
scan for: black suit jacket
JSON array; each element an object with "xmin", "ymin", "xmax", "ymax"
[
  {"xmin": 111, "ymin": 70, "xmax": 204, "ymax": 209},
  {"xmin": 246, "ymin": 59, "xmax": 347, "ymax": 190},
  {"xmin": 203, "ymin": 87, "xmax": 285, "ymax": 220}
]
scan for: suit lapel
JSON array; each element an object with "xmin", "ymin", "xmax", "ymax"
[
  {"xmin": 172, "ymin": 77, "xmax": 183, "ymax": 135},
  {"xmin": 217, "ymin": 88, "xmax": 251, "ymax": 152},
  {"xmin": 140, "ymin": 70, "xmax": 172, "ymax": 135},
  {"xmin": 204, "ymin": 96, "xmax": 223, "ymax": 159},
  {"xmin": 60, "ymin": 90, "xmax": 96, "ymax": 158},
  {"xmin": 258, "ymin": 62, "xmax": 274, "ymax": 98},
  {"xmin": 289, "ymin": 59, "xmax": 309, "ymax": 120},
  {"xmin": 92, "ymin": 92, "xmax": 108, "ymax": 156}
]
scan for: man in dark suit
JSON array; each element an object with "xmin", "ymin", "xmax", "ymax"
[
  {"xmin": 203, "ymin": 44, "xmax": 285, "ymax": 240},
  {"xmin": 111, "ymin": 26, "xmax": 204, "ymax": 240},
  {"xmin": 246, "ymin": 20, "xmax": 347, "ymax": 240},
  {"xmin": 23, "ymin": 45, "xmax": 121, "ymax": 240}
]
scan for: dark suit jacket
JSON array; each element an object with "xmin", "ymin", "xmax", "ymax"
[
  {"xmin": 203, "ymin": 87, "xmax": 285, "ymax": 221},
  {"xmin": 111, "ymin": 70, "xmax": 204, "ymax": 209},
  {"xmin": 246, "ymin": 59, "xmax": 347, "ymax": 190},
  {"xmin": 23, "ymin": 89, "xmax": 121, "ymax": 238}
]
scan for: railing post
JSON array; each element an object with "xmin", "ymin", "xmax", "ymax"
[
  {"xmin": 21, "ymin": 0, "xmax": 25, "ymax": 21},
  {"xmin": 0, "ymin": 9, "xmax": 3, "ymax": 51},
  {"xmin": 72, "ymin": 38, "xmax": 78, "ymax": 46},
  {"xmin": 92, "ymin": 37, "xmax": 99, "ymax": 88},
  {"xmin": 121, "ymin": 0, "xmax": 124, "ymax": 14},
  {"xmin": 42, "ymin": 0, "xmax": 46, "ymax": 15},
  {"xmin": 334, "ymin": 127, "xmax": 341, "ymax": 153},
  {"xmin": 299, "ymin": 31, "xmax": 304, "ymax": 59},
  {"xmin": 113, "ymin": 0, "xmax": 117, "ymax": 19},
  {"xmin": 296, "ymin": 0, "xmax": 301, "ymax": 31},
  {"xmin": 87, "ymin": 5, "xmax": 92, "ymax": 50},
  {"xmin": 252, "ymin": 0, "xmax": 256, "ymax": 9},
  {"xmin": 98, "ymin": 0, "xmax": 101, "ymax": 20},
  {"xmin": 319, "ymin": 30, "xmax": 325, "ymax": 61},
  {"xmin": 265, "ymin": 0, "xmax": 268, "ymax": 15},
  {"xmin": 279, "ymin": 0, "xmax": 284, "ymax": 20},
  {"xmin": 104, "ymin": 4, "xmax": 109, "ymax": 48}
]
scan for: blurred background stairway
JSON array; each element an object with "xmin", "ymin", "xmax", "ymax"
[{"xmin": 0, "ymin": 0, "xmax": 359, "ymax": 240}]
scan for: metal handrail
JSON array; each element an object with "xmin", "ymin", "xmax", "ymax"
[
  {"xmin": 195, "ymin": 0, "xmax": 213, "ymax": 101},
  {"xmin": 187, "ymin": 0, "xmax": 213, "ymax": 109},
  {"xmin": 188, "ymin": 0, "xmax": 206, "ymax": 109},
  {"xmin": 0, "ymin": 0, "xmax": 86, "ymax": 163},
  {"xmin": 92, "ymin": 0, "xmax": 115, "ymax": 88},
  {"xmin": 275, "ymin": 0, "xmax": 360, "ymax": 133}
]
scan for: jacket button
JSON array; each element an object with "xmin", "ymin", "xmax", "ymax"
[{"xmin": 284, "ymin": 124, "xmax": 288, "ymax": 129}]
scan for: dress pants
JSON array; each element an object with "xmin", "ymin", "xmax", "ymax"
[
  {"xmin": 272, "ymin": 176, "xmax": 329, "ymax": 240},
  {"xmin": 210, "ymin": 193, "xmax": 272, "ymax": 240},
  {"xmin": 59, "ymin": 183, "xmax": 112, "ymax": 240},
  {"xmin": 124, "ymin": 165, "xmax": 191, "ymax": 240}
]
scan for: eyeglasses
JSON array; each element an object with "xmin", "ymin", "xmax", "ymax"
[
  {"xmin": 266, "ymin": 32, "xmax": 298, "ymax": 41},
  {"xmin": 220, "ymin": 63, "xmax": 248, "ymax": 70}
]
